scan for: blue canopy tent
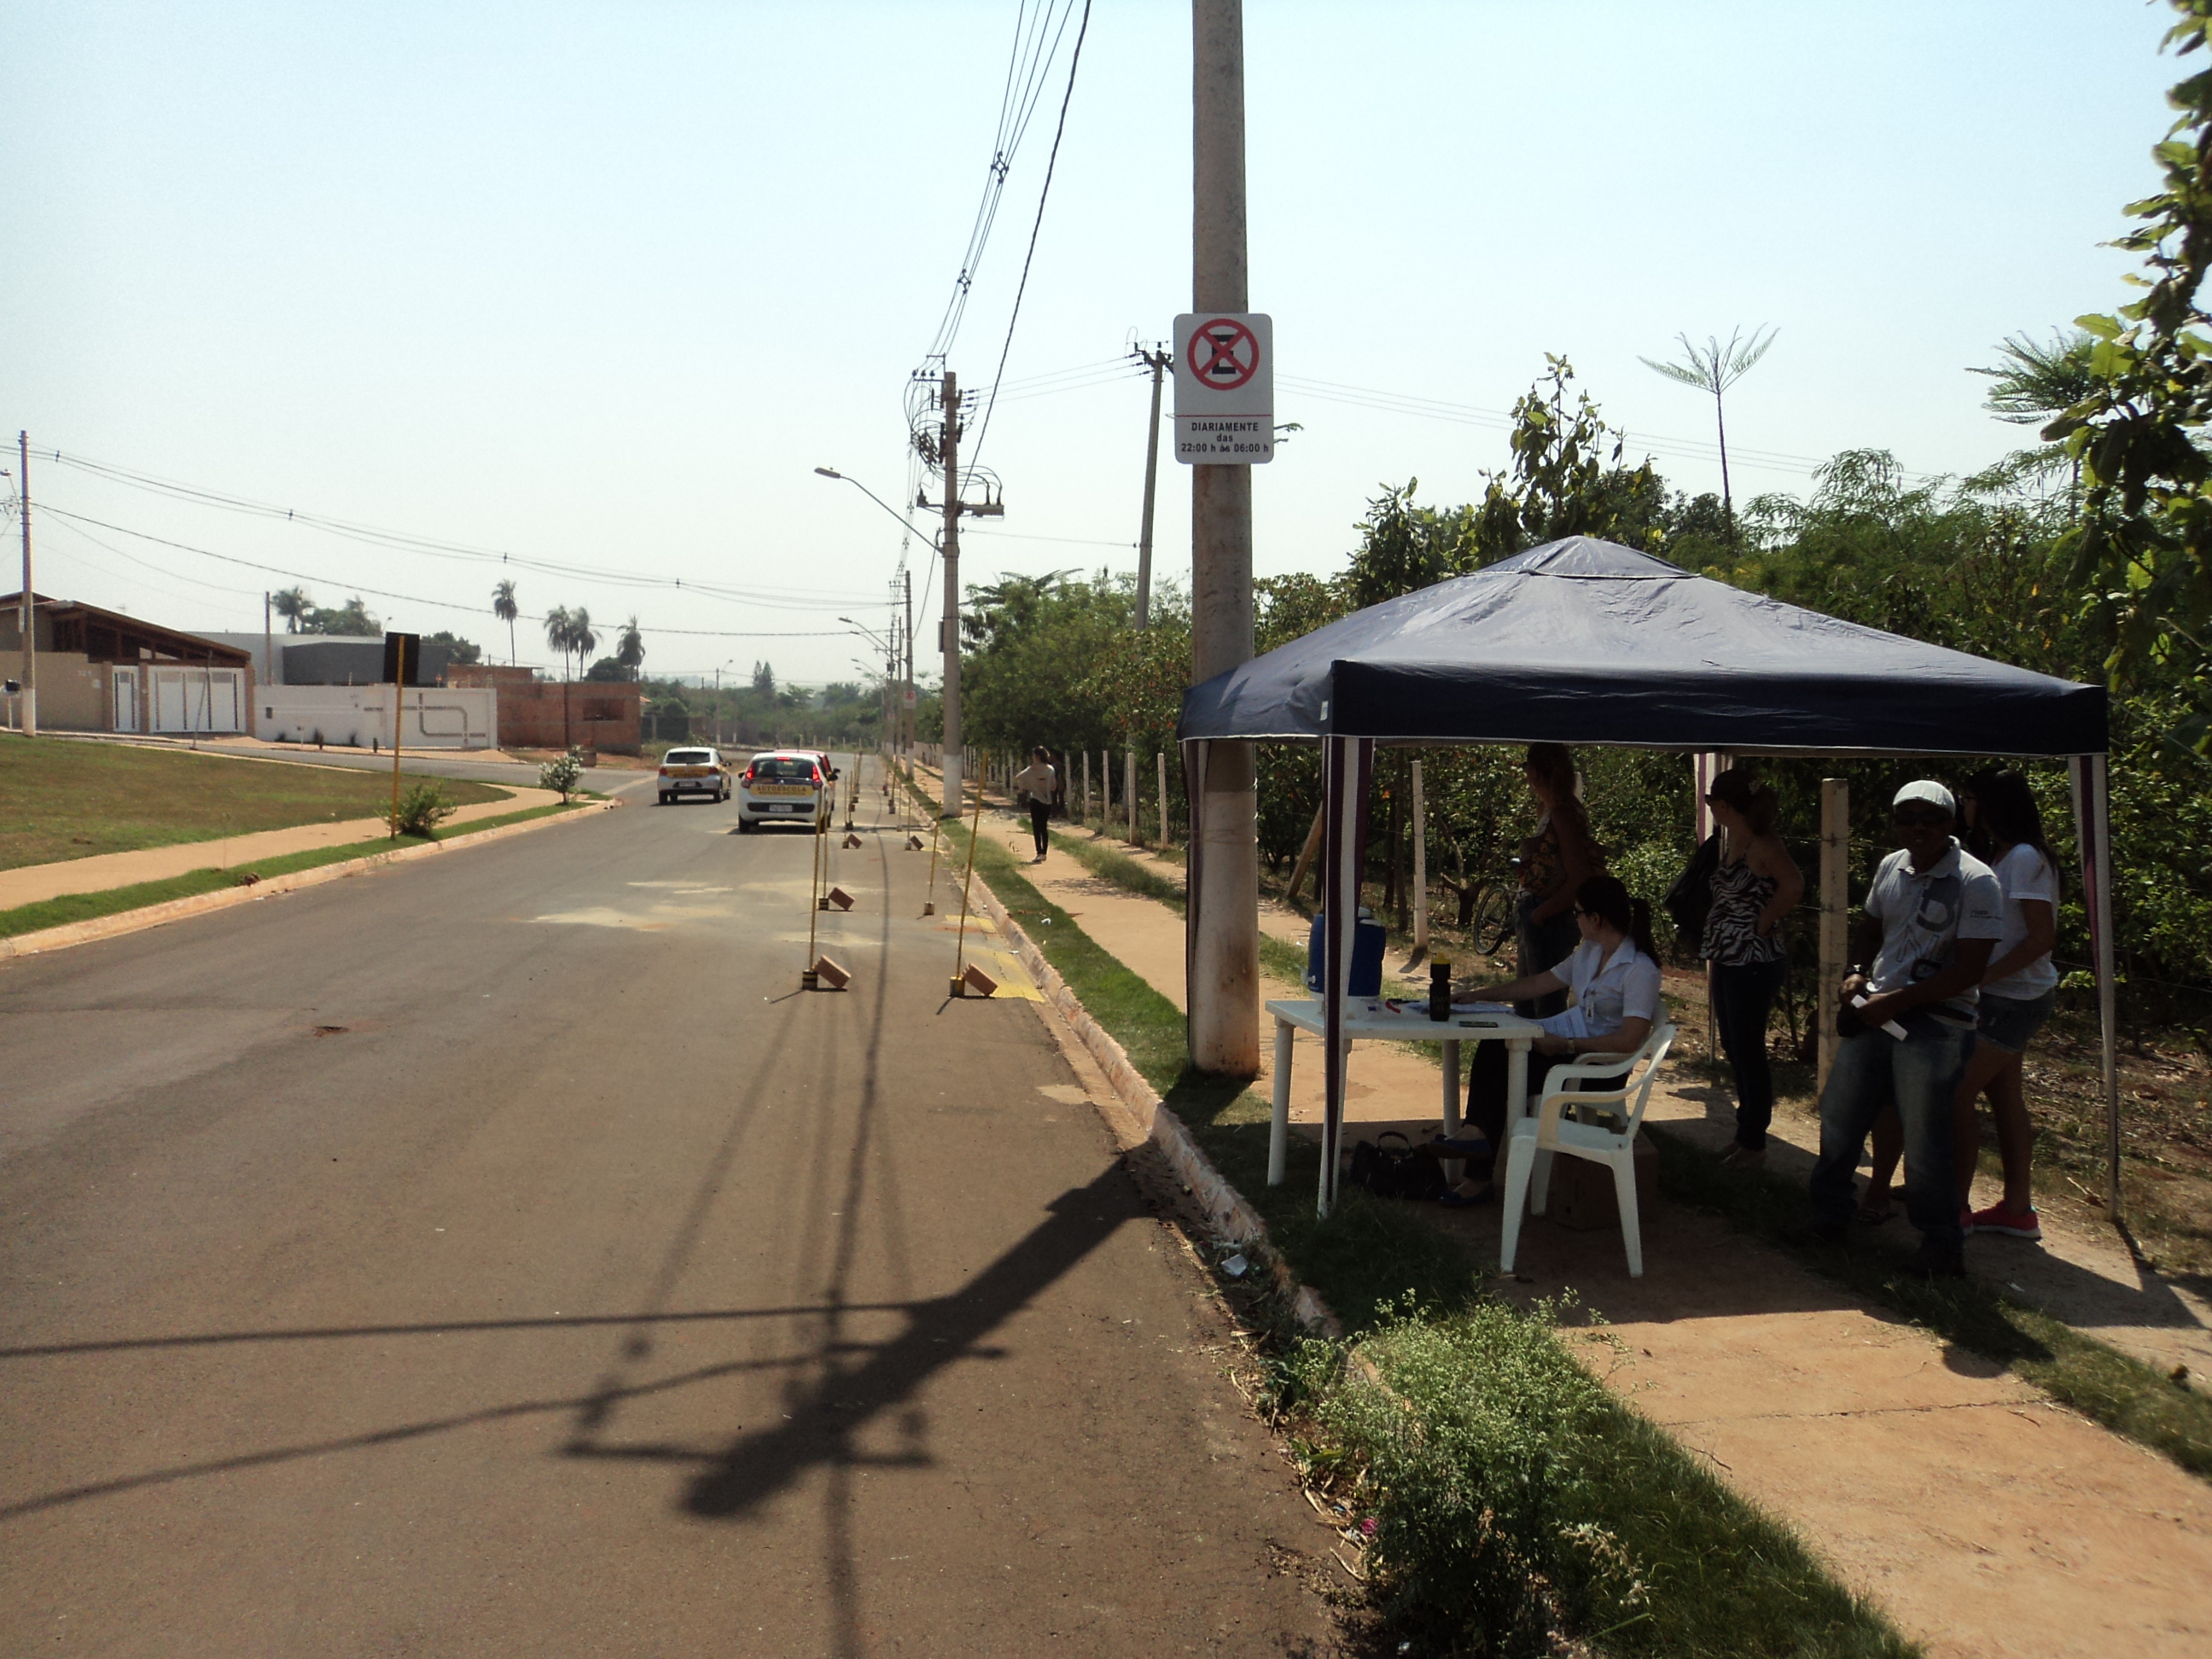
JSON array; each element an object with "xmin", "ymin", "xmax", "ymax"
[{"xmin": 1177, "ymin": 538, "xmax": 2118, "ymax": 1219}]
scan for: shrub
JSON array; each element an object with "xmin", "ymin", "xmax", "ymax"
[
  {"xmin": 538, "ymin": 749, "xmax": 585, "ymax": 801},
  {"xmin": 1303, "ymin": 1299, "xmax": 1639, "ymax": 1654},
  {"xmin": 393, "ymin": 782, "xmax": 457, "ymax": 838}
]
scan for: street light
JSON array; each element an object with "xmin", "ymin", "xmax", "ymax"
[{"xmin": 815, "ymin": 468, "xmax": 933, "ymax": 544}]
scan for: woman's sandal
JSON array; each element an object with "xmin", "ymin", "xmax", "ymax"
[{"xmin": 1437, "ymin": 1186, "xmax": 1494, "ymax": 1208}]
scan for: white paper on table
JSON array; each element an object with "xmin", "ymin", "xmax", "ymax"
[
  {"xmin": 1850, "ymin": 994, "xmax": 1909, "ymax": 1040},
  {"xmin": 1460, "ymin": 1000, "xmax": 1515, "ymax": 1014}
]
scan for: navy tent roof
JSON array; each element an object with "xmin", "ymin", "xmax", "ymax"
[{"xmin": 1179, "ymin": 538, "xmax": 2107, "ymax": 755}]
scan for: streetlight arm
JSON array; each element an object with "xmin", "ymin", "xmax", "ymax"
[{"xmin": 816, "ymin": 468, "xmax": 936, "ymax": 547}]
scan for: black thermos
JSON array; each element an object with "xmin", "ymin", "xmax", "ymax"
[{"xmin": 1429, "ymin": 958, "xmax": 1452, "ymax": 1022}]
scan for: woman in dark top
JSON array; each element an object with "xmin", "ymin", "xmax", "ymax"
[
  {"xmin": 1703, "ymin": 769, "xmax": 1802, "ymax": 1166},
  {"xmin": 1514, "ymin": 743, "xmax": 1601, "ymax": 1019}
]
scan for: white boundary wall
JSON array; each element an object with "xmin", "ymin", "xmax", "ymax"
[{"xmin": 255, "ymin": 684, "xmax": 498, "ymax": 750}]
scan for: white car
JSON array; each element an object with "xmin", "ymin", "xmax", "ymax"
[
  {"xmin": 657, "ymin": 747, "xmax": 731, "ymax": 806},
  {"xmin": 735, "ymin": 750, "xmax": 825, "ymax": 832}
]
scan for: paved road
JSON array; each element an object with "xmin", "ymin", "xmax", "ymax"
[{"xmin": 0, "ymin": 762, "xmax": 1336, "ymax": 1656}]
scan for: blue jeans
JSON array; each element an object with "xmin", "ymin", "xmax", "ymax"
[
  {"xmin": 1712, "ymin": 958, "xmax": 1786, "ymax": 1149},
  {"xmin": 1810, "ymin": 1016, "xmax": 1972, "ymax": 1249}
]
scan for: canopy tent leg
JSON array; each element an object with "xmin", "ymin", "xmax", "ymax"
[
  {"xmin": 1318, "ymin": 735, "xmax": 1373, "ymax": 1219},
  {"xmin": 1410, "ymin": 757, "xmax": 1429, "ymax": 961},
  {"xmin": 2069, "ymin": 754, "xmax": 2122, "ymax": 1223}
]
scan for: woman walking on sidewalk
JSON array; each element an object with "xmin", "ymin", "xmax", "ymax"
[
  {"xmin": 1703, "ymin": 770, "xmax": 1803, "ymax": 1168},
  {"xmin": 1013, "ymin": 747, "xmax": 1058, "ymax": 864}
]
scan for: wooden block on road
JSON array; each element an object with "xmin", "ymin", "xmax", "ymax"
[
  {"xmin": 827, "ymin": 886, "xmax": 855, "ymax": 911},
  {"xmin": 959, "ymin": 962, "xmax": 998, "ymax": 998},
  {"xmin": 812, "ymin": 955, "xmax": 851, "ymax": 991}
]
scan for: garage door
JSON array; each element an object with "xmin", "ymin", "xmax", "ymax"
[{"xmin": 150, "ymin": 668, "xmax": 245, "ymax": 733}]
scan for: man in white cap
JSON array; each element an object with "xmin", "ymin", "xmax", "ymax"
[{"xmin": 1809, "ymin": 779, "xmax": 2001, "ymax": 1275}]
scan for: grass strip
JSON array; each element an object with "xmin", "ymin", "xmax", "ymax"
[
  {"xmin": 1645, "ymin": 1126, "xmax": 2212, "ymax": 1480},
  {"xmin": 0, "ymin": 801, "xmax": 582, "ymax": 940},
  {"xmin": 940, "ymin": 804, "xmax": 1912, "ymax": 1656}
]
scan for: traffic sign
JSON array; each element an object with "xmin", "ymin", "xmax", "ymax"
[{"xmin": 1173, "ymin": 311, "xmax": 1273, "ymax": 465}]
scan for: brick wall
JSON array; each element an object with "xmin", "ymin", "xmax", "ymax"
[{"xmin": 449, "ymin": 668, "xmax": 640, "ymax": 753}]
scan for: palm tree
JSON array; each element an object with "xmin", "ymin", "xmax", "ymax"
[
  {"xmin": 569, "ymin": 608, "xmax": 597, "ymax": 668},
  {"xmin": 1639, "ymin": 326, "xmax": 1778, "ymax": 536},
  {"xmin": 1971, "ymin": 329, "xmax": 2098, "ymax": 425},
  {"xmin": 543, "ymin": 606, "xmax": 574, "ymax": 678},
  {"xmin": 271, "ymin": 587, "xmax": 311, "ymax": 633},
  {"xmin": 492, "ymin": 579, "xmax": 520, "ymax": 665},
  {"xmin": 615, "ymin": 615, "xmax": 644, "ymax": 676},
  {"xmin": 1970, "ymin": 330, "xmax": 2098, "ymax": 499}
]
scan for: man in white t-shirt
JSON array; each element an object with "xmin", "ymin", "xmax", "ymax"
[
  {"xmin": 1809, "ymin": 780, "xmax": 2001, "ymax": 1275},
  {"xmin": 1012, "ymin": 748, "xmax": 1058, "ymax": 863}
]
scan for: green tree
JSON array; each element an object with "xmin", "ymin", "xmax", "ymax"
[
  {"xmin": 271, "ymin": 586, "xmax": 311, "ymax": 633},
  {"xmin": 616, "ymin": 615, "xmax": 644, "ymax": 674},
  {"xmin": 304, "ymin": 596, "xmax": 380, "ymax": 637},
  {"xmin": 2044, "ymin": 0, "xmax": 2212, "ymax": 747},
  {"xmin": 1470, "ymin": 357, "xmax": 1666, "ymax": 564},
  {"xmin": 425, "ymin": 630, "xmax": 481, "ymax": 667}
]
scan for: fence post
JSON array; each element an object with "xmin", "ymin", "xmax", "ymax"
[
  {"xmin": 1083, "ymin": 749, "xmax": 1091, "ymax": 825},
  {"xmin": 1157, "ymin": 750, "xmax": 1169, "ymax": 847},
  {"xmin": 1819, "ymin": 777, "xmax": 1849, "ymax": 1091}
]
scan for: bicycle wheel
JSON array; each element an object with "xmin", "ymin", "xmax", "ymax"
[{"xmin": 1470, "ymin": 883, "xmax": 1516, "ymax": 956}]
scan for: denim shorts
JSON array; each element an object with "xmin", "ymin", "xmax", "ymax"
[{"xmin": 1976, "ymin": 990, "xmax": 2056, "ymax": 1056}]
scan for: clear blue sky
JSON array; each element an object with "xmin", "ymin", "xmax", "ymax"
[{"xmin": 1, "ymin": 1, "xmax": 2180, "ymax": 683}]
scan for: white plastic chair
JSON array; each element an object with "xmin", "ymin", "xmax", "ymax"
[{"xmin": 1499, "ymin": 1023, "xmax": 1677, "ymax": 1278}]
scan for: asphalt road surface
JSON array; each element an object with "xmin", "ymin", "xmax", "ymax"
[{"xmin": 0, "ymin": 762, "xmax": 1338, "ymax": 1656}]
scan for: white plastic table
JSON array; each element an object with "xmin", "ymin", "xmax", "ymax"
[{"xmin": 1263, "ymin": 997, "xmax": 1545, "ymax": 1185}]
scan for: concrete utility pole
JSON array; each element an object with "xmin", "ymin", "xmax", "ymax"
[
  {"xmin": 938, "ymin": 372, "xmax": 963, "ymax": 819},
  {"xmin": 18, "ymin": 431, "xmax": 35, "ymax": 737},
  {"xmin": 1188, "ymin": 0, "xmax": 1259, "ymax": 1074},
  {"xmin": 1134, "ymin": 345, "xmax": 1170, "ymax": 628}
]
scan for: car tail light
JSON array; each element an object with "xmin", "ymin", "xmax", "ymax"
[
  {"xmin": 742, "ymin": 765, "xmax": 755, "ymax": 783},
  {"xmin": 657, "ymin": 766, "xmax": 669, "ymax": 776}
]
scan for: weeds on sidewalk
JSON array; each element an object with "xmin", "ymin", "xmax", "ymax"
[{"xmin": 940, "ymin": 801, "xmax": 1913, "ymax": 1656}]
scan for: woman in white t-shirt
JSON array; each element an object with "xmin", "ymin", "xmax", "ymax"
[
  {"xmin": 1423, "ymin": 875, "xmax": 1665, "ymax": 1206},
  {"xmin": 1953, "ymin": 770, "xmax": 2059, "ymax": 1240}
]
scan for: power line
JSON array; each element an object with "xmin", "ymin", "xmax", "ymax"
[
  {"xmin": 33, "ymin": 505, "xmax": 854, "ymax": 638},
  {"xmin": 966, "ymin": 0, "xmax": 1093, "ymax": 470},
  {"xmin": 43, "ymin": 449, "xmax": 876, "ymax": 608}
]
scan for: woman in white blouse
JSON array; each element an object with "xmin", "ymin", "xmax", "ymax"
[{"xmin": 1425, "ymin": 875, "xmax": 1666, "ymax": 1206}]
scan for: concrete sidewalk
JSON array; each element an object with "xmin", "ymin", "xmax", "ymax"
[
  {"xmin": 923, "ymin": 771, "xmax": 2212, "ymax": 1659},
  {"xmin": 0, "ymin": 786, "xmax": 561, "ymax": 910}
]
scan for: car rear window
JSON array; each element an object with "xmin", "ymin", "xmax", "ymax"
[
  {"xmin": 666, "ymin": 749, "xmax": 713, "ymax": 765},
  {"xmin": 754, "ymin": 758, "xmax": 818, "ymax": 781}
]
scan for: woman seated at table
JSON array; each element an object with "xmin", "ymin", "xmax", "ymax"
[{"xmin": 1426, "ymin": 874, "xmax": 1665, "ymax": 1207}]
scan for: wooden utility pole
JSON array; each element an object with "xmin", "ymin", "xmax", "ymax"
[
  {"xmin": 18, "ymin": 432, "xmax": 35, "ymax": 737},
  {"xmin": 937, "ymin": 372, "xmax": 963, "ymax": 819},
  {"xmin": 1134, "ymin": 346, "xmax": 1170, "ymax": 627},
  {"xmin": 1188, "ymin": 0, "xmax": 1259, "ymax": 1074}
]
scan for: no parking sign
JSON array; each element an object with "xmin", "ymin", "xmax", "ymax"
[{"xmin": 1173, "ymin": 312, "xmax": 1273, "ymax": 464}]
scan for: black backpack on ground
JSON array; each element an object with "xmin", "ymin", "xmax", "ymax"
[
  {"xmin": 1662, "ymin": 831, "xmax": 1721, "ymax": 949},
  {"xmin": 1348, "ymin": 1132, "xmax": 1447, "ymax": 1202}
]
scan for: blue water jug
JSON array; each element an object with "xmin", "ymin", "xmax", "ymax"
[{"xmin": 1306, "ymin": 907, "xmax": 1386, "ymax": 997}]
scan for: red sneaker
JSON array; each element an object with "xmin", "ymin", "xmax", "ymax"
[{"xmin": 1968, "ymin": 1202, "xmax": 2042, "ymax": 1241}]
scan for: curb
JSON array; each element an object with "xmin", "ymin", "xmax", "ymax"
[
  {"xmin": 0, "ymin": 800, "xmax": 612, "ymax": 962},
  {"xmin": 964, "ymin": 860, "xmax": 1342, "ymax": 1337}
]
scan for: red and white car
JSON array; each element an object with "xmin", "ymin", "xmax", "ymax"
[{"xmin": 734, "ymin": 750, "xmax": 826, "ymax": 832}]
